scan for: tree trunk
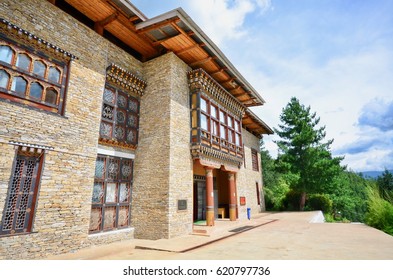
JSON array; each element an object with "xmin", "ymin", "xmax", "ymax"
[{"xmin": 299, "ymin": 192, "xmax": 306, "ymax": 211}]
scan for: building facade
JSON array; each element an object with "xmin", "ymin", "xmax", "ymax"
[{"xmin": 0, "ymin": 0, "xmax": 273, "ymax": 259}]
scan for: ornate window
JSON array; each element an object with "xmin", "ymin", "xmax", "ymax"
[
  {"xmin": 99, "ymin": 84, "xmax": 140, "ymax": 148},
  {"xmin": 0, "ymin": 148, "xmax": 44, "ymax": 236},
  {"xmin": 198, "ymin": 95, "xmax": 243, "ymax": 157},
  {"xmin": 89, "ymin": 155, "xmax": 133, "ymax": 233},
  {"xmin": 251, "ymin": 149, "xmax": 259, "ymax": 171},
  {"xmin": 0, "ymin": 40, "xmax": 69, "ymax": 114}
]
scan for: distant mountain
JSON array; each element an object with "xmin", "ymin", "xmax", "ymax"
[{"xmin": 359, "ymin": 170, "xmax": 393, "ymax": 179}]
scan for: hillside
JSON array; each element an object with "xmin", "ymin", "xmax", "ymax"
[{"xmin": 360, "ymin": 170, "xmax": 393, "ymax": 179}]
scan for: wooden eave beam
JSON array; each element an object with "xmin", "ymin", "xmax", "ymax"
[
  {"xmin": 190, "ymin": 56, "xmax": 215, "ymax": 67},
  {"xmin": 233, "ymin": 92, "xmax": 249, "ymax": 97},
  {"xmin": 176, "ymin": 43, "xmax": 206, "ymax": 56},
  {"xmin": 151, "ymin": 33, "xmax": 182, "ymax": 46},
  {"xmin": 221, "ymin": 78, "xmax": 235, "ymax": 86},
  {"xmin": 94, "ymin": 12, "xmax": 119, "ymax": 35},
  {"xmin": 113, "ymin": 13, "xmax": 158, "ymax": 56},
  {"xmin": 129, "ymin": 15, "xmax": 140, "ymax": 23},
  {"xmin": 229, "ymin": 86, "xmax": 242, "ymax": 93},
  {"xmin": 210, "ymin": 68, "xmax": 228, "ymax": 76}
]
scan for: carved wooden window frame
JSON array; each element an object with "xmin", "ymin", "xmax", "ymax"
[
  {"xmin": 99, "ymin": 84, "xmax": 140, "ymax": 148},
  {"xmin": 89, "ymin": 155, "xmax": 133, "ymax": 234},
  {"xmin": 0, "ymin": 148, "xmax": 44, "ymax": 236},
  {"xmin": 198, "ymin": 94, "xmax": 243, "ymax": 155},
  {"xmin": 0, "ymin": 39, "xmax": 69, "ymax": 115}
]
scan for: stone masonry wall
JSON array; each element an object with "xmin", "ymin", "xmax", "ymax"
[
  {"xmin": 132, "ymin": 54, "xmax": 172, "ymax": 240},
  {"xmin": 236, "ymin": 129, "xmax": 264, "ymax": 219},
  {"xmin": 167, "ymin": 53, "xmax": 193, "ymax": 238},
  {"xmin": 132, "ymin": 52, "xmax": 193, "ymax": 240},
  {"xmin": 0, "ymin": 0, "xmax": 142, "ymax": 259}
]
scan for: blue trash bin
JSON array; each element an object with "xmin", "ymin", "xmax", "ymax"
[{"xmin": 247, "ymin": 208, "xmax": 251, "ymax": 220}]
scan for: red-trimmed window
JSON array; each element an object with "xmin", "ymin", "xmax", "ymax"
[
  {"xmin": 200, "ymin": 97, "xmax": 209, "ymax": 131},
  {"xmin": 0, "ymin": 40, "xmax": 68, "ymax": 114},
  {"xmin": 199, "ymin": 95, "xmax": 243, "ymax": 154},
  {"xmin": 210, "ymin": 104, "xmax": 219, "ymax": 137},
  {"xmin": 89, "ymin": 155, "xmax": 133, "ymax": 233}
]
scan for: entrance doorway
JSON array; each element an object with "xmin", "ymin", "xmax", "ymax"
[{"xmin": 193, "ymin": 176, "xmax": 218, "ymax": 221}]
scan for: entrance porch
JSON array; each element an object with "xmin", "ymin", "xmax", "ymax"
[{"xmin": 193, "ymin": 159, "xmax": 238, "ymax": 226}]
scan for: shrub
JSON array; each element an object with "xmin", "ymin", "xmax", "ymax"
[
  {"xmin": 306, "ymin": 194, "xmax": 333, "ymax": 213},
  {"xmin": 365, "ymin": 186, "xmax": 393, "ymax": 236},
  {"xmin": 281, "ymin": 190, "xmax": 302, "ymax": 211}
]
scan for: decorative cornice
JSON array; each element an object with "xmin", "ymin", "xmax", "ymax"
[
  {"xmin": 98, "ymin": 138, "xmax": 137, "ymax": 151},
  {"xmin": 9, "ymin": 141, "xmax": 54, "ymax": 150},
  {"xmin": 188, "ymin": 68, "xmax": 245, "ymax": 117},
  {"xmin": 106, "ymin": 64, "xmax": 147, "ymax": 96},
  {"xmin": 191, "ymin": 144, "xmax": 242, "ymax": 169},
  {"xmin": 0, "ymin": 18, "xmax": 78, "ymax": 61}
]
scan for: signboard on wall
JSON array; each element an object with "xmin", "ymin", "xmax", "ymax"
[{"xmin": 178, "ymin": 199, "xmax": 187, "ymax": 210}]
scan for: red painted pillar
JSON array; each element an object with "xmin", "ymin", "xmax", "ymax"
[
  {"xmin": 228, "ymin": 172, "xmax": 237, "ymax": 221},
  {"xmin": 205, "ymin": 167, "xmax": 215, "ymax": 226}
]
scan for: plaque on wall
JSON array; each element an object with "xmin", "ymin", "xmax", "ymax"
[
  {"xmin": 240, "ymin": 196, "xmax": 246, "ymax": 206},
  {"xmin": 178, "ymin": 199, "xmax": 187, "ymax": 210}
]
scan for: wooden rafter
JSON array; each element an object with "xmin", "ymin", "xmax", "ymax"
[
  {"xmin": 229, "ymin": 86, "xmax": 242, "ymax": 93},
  {"xmin": 128, "ymin": 15, "xmax": 140, "ymax": 23},
  {"xmin": 234, "ymin": 94, "xmax": 250, "ymax": 99},
  {"xmin": 175, "ymin": 43, "xmax": 205, "ymax": 55},
  {"xmin": 190, "ymin": 56, "xmax": 215, "ymax": 67},
  {"xmin": 209, "ymin": 68, "xmax": 227, "ymax": 76},
  {"xmin": 152, "ymin": 33, "xmax": 182, "ymax": 46},
  {"xmin": 94, "ymin": 12, "xmax": 118, "ymax": 35}
]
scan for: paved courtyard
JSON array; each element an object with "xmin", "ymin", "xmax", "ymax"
[{"xmin": 47, "ymin": 211, "xmax": 393, "ymax": 260}]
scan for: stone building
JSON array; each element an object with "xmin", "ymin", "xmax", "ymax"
[{"xmin": 0, "ymin": 0, "xmax": 273, "ymax": 259}]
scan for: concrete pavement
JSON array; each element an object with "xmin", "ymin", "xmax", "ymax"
[{"xmin": 46, "ymin": 211, "xmax": 393, "ymax": 260}]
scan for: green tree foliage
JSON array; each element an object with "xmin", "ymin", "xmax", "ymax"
[
  {"xmin": 260, "ymin": 140, "xmax": 289, "ymax": 210},
  {"xmin": 376, "ymin": 169, "xmax": 393, "ymax": 200},
  {"xmin": 329, "ymin": 171, "xmax": 369, "ymax": 222},
  {"xmin": 274, "ymin": 97, "xmax": 343, "ymax": 209}
]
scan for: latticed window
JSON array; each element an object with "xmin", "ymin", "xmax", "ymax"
[
  {"xmin": 89, "ymin": 155, "xmax": 133, "ymax": 233},
  {"xmin": 0, "ymin": 40, "xmax": 68, "ymax": 114},
  {"xmin": 99, "ymin": 85, "xmax": 139, "ymax": 147},
  {"xmin": 0, "ymin": 149, "xmax": 44, "ymax": 236},
  {"xmin": 251, "ymin": 149, "xmax": 259, "ymax": 171}
]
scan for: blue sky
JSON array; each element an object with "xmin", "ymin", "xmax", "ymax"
[{"xmin": 132, "ymin": 0, "xmax": 393, "ymax": 172}]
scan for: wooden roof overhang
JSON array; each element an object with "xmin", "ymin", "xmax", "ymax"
[
  {"xmin": 52, "ymin": 0, "xmax": 273, "ymax": 136},
  {"xmin": 136, "ymin": 8, "xmax": 265, "ymax": 107},
  {"xmin": 243, "ymin": 109, "xmax": 274, "ymax": 138},
  {"xmin": 58, "ymin": 0, "xmax": 265, "ymax": 107}
]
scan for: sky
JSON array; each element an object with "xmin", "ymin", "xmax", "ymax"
[{"xmin": 131, "ymin": 0, "xmax": 393, "ymax": 172}]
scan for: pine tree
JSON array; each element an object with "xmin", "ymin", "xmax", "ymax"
[{"xmin": 274, "ymin": 97, "xmax": 343, "ymax": 210}]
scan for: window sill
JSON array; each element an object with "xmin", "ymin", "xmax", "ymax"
[
  {"xmin": 88, "ymin": 227, "xmax": 134, "ymax": 238},
  {"xmin": 0, "ymin": 231, "xmax": 38, "ymax": 238}
]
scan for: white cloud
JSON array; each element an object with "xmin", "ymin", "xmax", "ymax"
[{"xmin": 185, "ymin": 0, "xmax": 271, "ymax": 45}]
